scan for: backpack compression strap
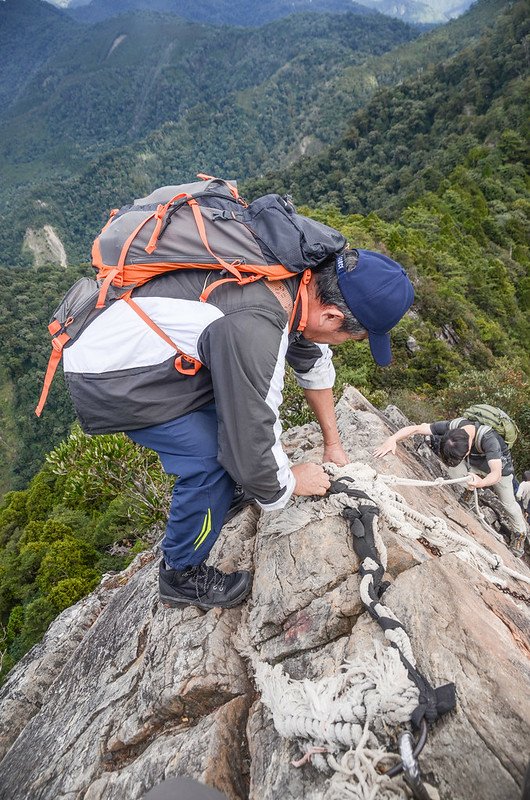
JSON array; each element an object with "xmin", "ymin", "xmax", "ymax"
[
  {"xmin": 122, "ymin": 294, "xmax": 202, "ymax": 375},
  {"xmin": 35, "ymin": 322, "xmax": 70, "ymax": 417}
]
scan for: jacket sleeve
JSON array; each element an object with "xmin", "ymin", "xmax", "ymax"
[
  {"xmin": 430, "ymin": 420, "xmax": 451, "ymax": 436},
  {"xmin": 285, "ymin": 338, "xmax": 335, "ymax": 390},
  {"xmin": 198, "ymin": 309, "xmax": 295, "ymax": 511}
]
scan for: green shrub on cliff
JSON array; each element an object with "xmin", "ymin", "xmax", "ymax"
[{"xmin": 0, "ymin": 428, "xmax": 172, "ymax": 682}]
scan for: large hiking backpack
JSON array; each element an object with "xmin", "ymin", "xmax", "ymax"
[
  {"xmin": 36, "ymin": 174, "xmax": 346, "ymax": 416},
  {"xmin": 449, "ymin": 403, "xmax": 519, "ymax": 452}
]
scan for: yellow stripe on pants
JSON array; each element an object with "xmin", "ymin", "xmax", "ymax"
[{"xmin": 194, "ymin": 508, "xmax": 212, "ymax": 549}]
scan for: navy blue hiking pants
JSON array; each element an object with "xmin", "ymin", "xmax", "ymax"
[{"xmin": 127, "ymin": 404, "xmax": 236, "ymax": 570}]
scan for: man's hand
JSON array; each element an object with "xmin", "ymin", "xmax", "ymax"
[
  {"xmin": 374, "ymin": 436, "xmax": 397, "ymax": 458},
  {"xmin": 292, "ymin": 462, "xmax": 331, "ymax": 496},
  {"xmin": 323, "ymin": 442, "xmax": 350, "ymax": 467},
  {"xmin": 466, "ymin": 473, "xmax": 483, "ymax": 489}
]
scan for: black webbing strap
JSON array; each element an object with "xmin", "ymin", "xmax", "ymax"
[{"xmin": 330, "ymin": 478, "xmax": 456, "ymax": 728}]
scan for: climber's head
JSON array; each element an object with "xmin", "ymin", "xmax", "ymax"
[
  {"xmin": 307, "ymin": 249, "xmax": 414, "ymax": 364},
  {"xmin": 334, "ymin": 248, "xmax": 414, "ymax": 366},
  {"xmin": 439, "ymin": 428, "xmax": 472, "ymax": 467}
]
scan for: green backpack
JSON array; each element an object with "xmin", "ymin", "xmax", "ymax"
[{"xmin": 450, "ymin": 404, "xmax": 519, "ymax": 451}]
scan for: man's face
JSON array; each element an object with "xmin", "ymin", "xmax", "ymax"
[
  {"xmin": 304, "ymin": 329, "xmax": 368, "ymax": 345},
  {"xmin": 302, "ymin": 305, "xmax": 368, "ymax": 345}
]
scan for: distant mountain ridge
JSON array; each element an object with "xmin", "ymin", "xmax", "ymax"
[
  {"xmin": 0, "ymin": 0, "xmax": 509, "ymax": 271},
  {"xmin": 0, "ymin": 9, "xmax": 418, "ymax": 222},
  {"xmin": 0, "ymin": 0, "xmax": 79, "ymax": 113},
  {"xmin": 51, "ymin": 0, "xmax": 474, "ymax": 25}
]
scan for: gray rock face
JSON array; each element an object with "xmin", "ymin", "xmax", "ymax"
[{"xmin": 0, "ymin": 387, "xmax": 528, "ymax": 800}]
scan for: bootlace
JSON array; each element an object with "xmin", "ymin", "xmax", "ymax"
[{"xmin": 193, "ymin": 563, "xmax": 226, "ymax": 599}]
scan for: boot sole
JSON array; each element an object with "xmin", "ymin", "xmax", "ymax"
[
  {"xmin": 223, "ymin": 499, "xmax": 257, "ymax": 524},
  {"xmin": 159, "ymin": 582, "xmax": 252, "ymax": 610}
]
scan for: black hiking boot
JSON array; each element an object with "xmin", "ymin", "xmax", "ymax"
[
  {"xmin": 159, "ymin": 559, "xmax": 252, "ymax": 609},
  {"xmin": 223, "ymin": 485, "xmax": 256, "ymax": 524}
]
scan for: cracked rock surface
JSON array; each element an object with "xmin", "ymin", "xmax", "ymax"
[{"xmin": 0, "ymin": 387, "xmax": 528, "ymax": 799}]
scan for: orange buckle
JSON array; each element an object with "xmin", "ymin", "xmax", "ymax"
[
  {"xmin": 175, "ymin": 355, "xmax": 202, "ymax": 376},
  {"xmin": 51, "ymin": 332, "xmax": 70, "ymax": 353}
]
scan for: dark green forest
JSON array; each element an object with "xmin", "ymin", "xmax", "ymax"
[
  {"xmin": 0, "ymin": 0, "xmax": 507, "ymax": 266},
  {"xmin": 0, "ymin": 10, "xmax": 417, "ymax": 208},
  {"xmin": 0, "ymin": 0, "xmax": 79, "ymax": 114},
  {"xmin": 66, "ymin": 0, "xmax": 442, "ymax": 26},
  {"xmin": 0, "ymin": 0, "xmax": 528, "ymax": 677}
]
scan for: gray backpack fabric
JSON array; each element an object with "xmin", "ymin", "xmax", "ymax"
[
  {"xmin": 93, "ymin": 177, "xmax": 346, "ymax": 274},
  {"xmin": 448, "ymin": 404, "xmax": 518, "ymax": 453}
]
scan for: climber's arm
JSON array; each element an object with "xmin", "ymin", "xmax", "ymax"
[
  {"xmin": 374, "ymin": 423, "xmax": 432, "ymax": 457},
  {"xmin": 303, "ymin": 387, "xmax": 349, "ymax": 467},
  {"xmin": 467, "ymin": 459, "xmax": 502, "ymax": 489}
]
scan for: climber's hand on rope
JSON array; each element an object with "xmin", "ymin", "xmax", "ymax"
[
  {"xmin": 466, "ymin": 473, "xmax": 483, "ymax": 489},
  {"xmin": 374, "ymin": 436, "xmax": 397, "ymax": 457},
  {"xmin": 292, "ymin": 462, "xmax": 331, "ymax": 496},
  {"xmin": 322, "ymin": 441, "xmax": 350, "ymax": 467}
]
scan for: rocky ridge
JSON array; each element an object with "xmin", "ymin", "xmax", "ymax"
[{"xmin": 0, "ymin": 387, "xmax": 528, "ymax": 799}]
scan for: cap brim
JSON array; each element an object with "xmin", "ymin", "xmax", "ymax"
[{"xmin": 368, "ymin": 331, "xmax": 392, "ymax": 367}]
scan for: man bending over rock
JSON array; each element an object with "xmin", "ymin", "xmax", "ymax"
[{"xmin": 64, "ymin": 248, "xmax": 413, "ymax": 608}]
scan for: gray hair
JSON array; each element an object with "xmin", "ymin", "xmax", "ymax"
[{"xmin": 313, "ymin": 250, "xmax": 366, "ymax": 335}]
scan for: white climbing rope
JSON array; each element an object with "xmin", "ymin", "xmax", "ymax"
[
  {"xmin": 471, "ymin": 488, "xmax": 506, "ymax": 544},
  {"xmin": 379, "ymin": 472, "xmax": 506, "ymax": 544},
  {"xmin": 379, "ymin": 474, "xmax": 470, "ymax": 489},
  {"xmin": 253, "ymin": 638, "xmax": 418, "ymax": 800},
  {"xmin": 373, "ymin": 476, "xmax": 530, "ymax": 587},
  {"xmin": 252, "ymin": 462, "xmax": 529, "ymax": 799},
  {"xmin": 319, "ymin": 464, "xmax": 530, "ymax": 588}
]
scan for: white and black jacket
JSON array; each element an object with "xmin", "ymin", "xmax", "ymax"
[{"xmin": 63, "ymin": 270, "xmax": 335, "ymax": 511}]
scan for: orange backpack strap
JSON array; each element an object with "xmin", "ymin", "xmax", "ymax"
[
  {"xmin": 95, "ymin": 210, "xmax": 158, "ymax": 305},
  {"xmin": 144, "ymin": 193, "xmax": 191, "ymax": 255},
  {"xmin": 199, "ymin": 273, "xmax": 263, "ymax": 303},
  {"xmin": 187, "ymin": 199, "xmax": 243, "ymax": 280},
  {"xmin": 123, "ymin": 295, "xmax": 202, "ymax": 376},
  {"xmin": 95, "ymin": 268, "xmax": 119, "ymax": 309},
  {"xmin": 289, "ymin": 269, "xmax": 312, "ymax": 332},
  {"xmin": 100, "ymin": 208, "xmax": 119, "ymax": 234},
  {"xmin": 35, "ymin": 329, "xmax": 70, "ymax": 417}
]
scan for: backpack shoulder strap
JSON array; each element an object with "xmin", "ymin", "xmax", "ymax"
[
  {"xmin": 449, "ymin": 417, "xmax": 467, "ymax": 430},
  {"xmin": 474, "ymin": 424, "xmax": 493, "ymax": 455}
]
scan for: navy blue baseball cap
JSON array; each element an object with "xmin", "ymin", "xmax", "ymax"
[{"xmin": 336, "ymin": 249, "xmax": 414, "ymax": 366}]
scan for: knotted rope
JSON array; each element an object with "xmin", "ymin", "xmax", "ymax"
[
  {"xmin": 379, "ymin": 473, "xmax": 506, "ymax": 544},
  {"xmin": 373, "ymin": 472, "xmax": 529, "ymax": 587},
  {"xmin": 251, "ymin": 462, "xmax": 529, "ymax": 799}
]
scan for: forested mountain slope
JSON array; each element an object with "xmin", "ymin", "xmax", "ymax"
[
  {"xmin": 246, "ymin": 0, "xmax": 529, "ymax": 363},
  {"xmin": 64, "ymin": 0, "xmax": 456, "ymax": 26},
  {"xmin": 0, "ymin": 0, "xmax": 526, "ymax": 496},
  {"xmin": 247, "ymin": 0, "xmax": 529, "ymax": 220},
  {"xmin": 0, "ymin": 11, "xmax": 417, "ymax": 213},
  {"xmin": 0, "ymin": 0, "xmax": 79, "ymax": 116},
  {"xmin": 0, "ymin": 0, "xmax": 507, "ymax": 269}
]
